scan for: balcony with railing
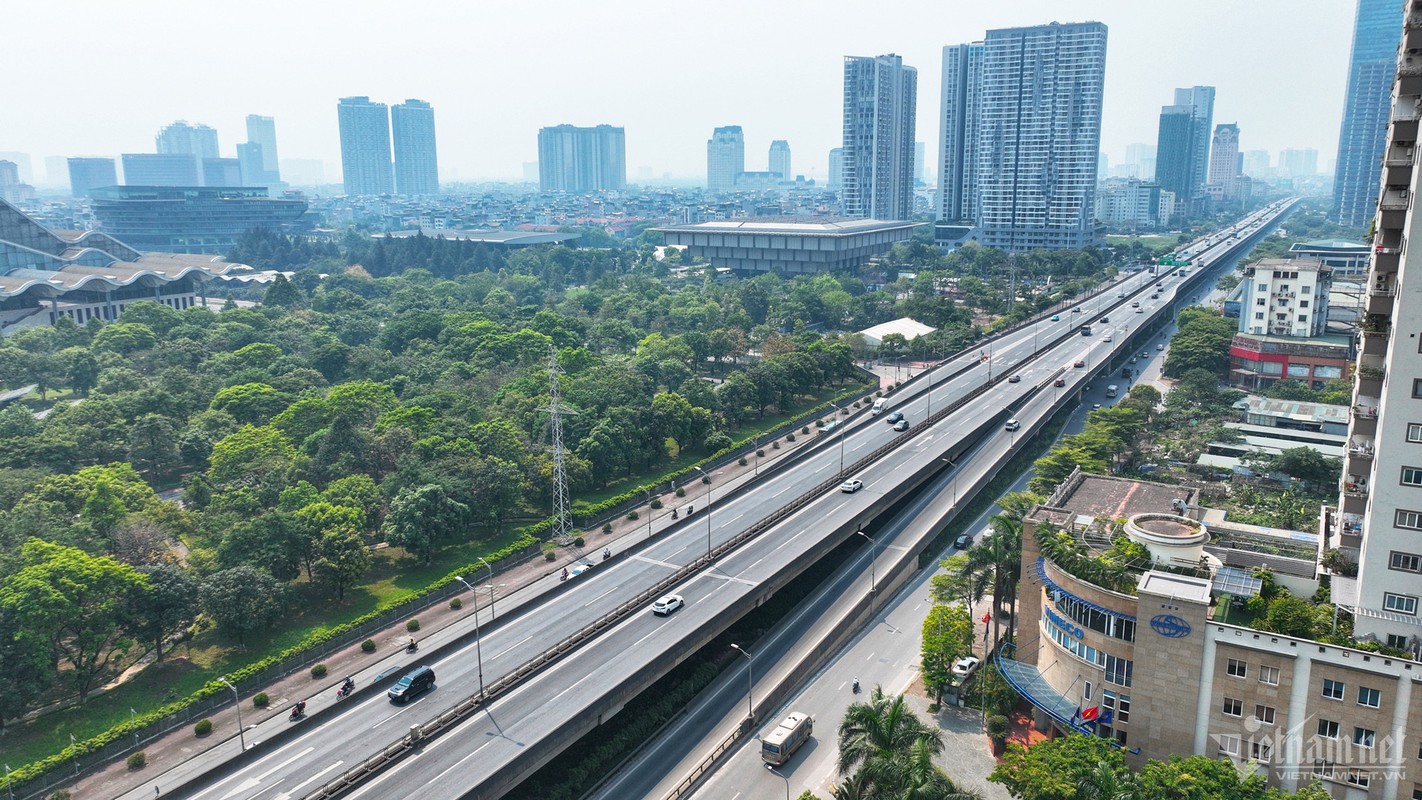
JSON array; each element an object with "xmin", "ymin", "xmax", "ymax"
[
  {"xmin": 1380, "ymin": 188, "xmax": 1412, "ymax": 211},
  {"xmin": 1385, "ymin": 141, "xmax": 1416, "ymax": 166},
  {"xmin": 1348, "ymin": 435, "xmax": 1376, "ymax": 460},
  {"xmin": 1342, "ymin": 476, "xmax": 1369, "ymax": 498}
]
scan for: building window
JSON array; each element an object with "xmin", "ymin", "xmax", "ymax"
[
  {"xmin": 1256, "ymin": 298, "xmax": 1266, "ymax": 306},
  {"xmin": 1408, "ymin": 423, "xmax": 1422, "ymax": 443},
  {"xmin": 1298, "ymin": 314, "xmax": 1308, "ymax": 323},
  {"xmin": 1258, "ymin": 283, "xmax": 1267, "ymax": 291},
  {"xmin": 1083, "ymin": 681, "xmax": 1092, "ymax": 702},
  {"xmin": 1384, "ymin": 593, "xmax": 1418, "ymax": 615},
  {"xmin": 1413, "ymin": 378, "xmax": 1422, "ymax": 399},
  {"xmin": 1318, "ymin": 719, "xmax": 1340, "ymax": 739},
  {"xmin": 1254, "ymin": 312, "xmax": 1264, "ymax": 320},
  {"xmin": 1254, "ymin": 704, "xmax": 1275, "ymax": 725},
  {"xmin": 1391, "ymin": 633, "xmax": 1412, "ymax": 651},
  {"xmin": 1354, "ymin": 727, "xmax": 1377, "ymax": 748},
  {"xmin": 1346, "ymin": 770, "xmax": 1372, "ymax": 788},
  {"xmin": 1322, "ymin": 679, "xmax": 1345, "ymax": 700},
  {"xmin": 1302, "ymin": 285, "xmax": 1312, "ymax": 295},
  {"xmin": 1251, "ymin": 741, "xmax": 1272, "ymax": 763},
  {"xmin": 1300, "ymin": 300, "xmax": 1309, "ymax": 308},
  {"xmin": 1397, "ymin": 510, "xmax": 1422, "ymax": 530},
  {"xmin": 1392, "ymin": 552, "xmax": 1422, "ymax": 573},
  {"xmin": 1227, "ymin": 658, "xmax": 1247, "ymax": 678},
  {"xmin": 1358, "ymin": 687, "xmax": 1382, "ymax": 707},
  {"xmin": 1403, "ymin": 467, "xmax": 1422, "ymax": 486},
  {"xmin": 1222, "ymin": 697, "xmax": 1243, "ymax": 717},
  {"xmin": 1258, "ymin": 665, "xmax": 1280, "ymax": 685},
  {"xmin": 1218, "ymin": 734, "xmax": 1241, "ymax": 756},
  {"xmin": 1312, "ymin": 760, "xmax": 1336, "ymax": 779}
]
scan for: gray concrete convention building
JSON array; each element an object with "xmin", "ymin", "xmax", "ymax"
[{"xmin": 653, "ymin": 218, "xmax": 918, "ymax": 274}]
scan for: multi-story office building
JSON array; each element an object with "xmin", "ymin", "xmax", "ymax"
[
  {"xmin": 937, "ymin": 41, "xmax": 984, "ymax": 223},
  {"xmin": 1207, "ymin": 123, "xmax": 1243, "ymax": 201},
  {"xmin": 828, "ymin": 148, "xmax": 844, "ymax": 190},
  {"xmin": 121, "ymin": 153, "xmax": 201, "ymax": 187},
  {"xmin": 1154, "ymin": 86, "xmax": 1215, "ymax": 217},
  {"xmin": 67, "ymin": 158, "xmax": 118, "ymax": 198},
  {"xmin": 1280, "ymin": 148, "xmax": 1319, "ymax": 179},
  {"xmin": 391, "ymin": 99, "xmax": 439, "ymax": 195},
  {"xmin": 842, "ymin": 54, "xmax": 916, "ymax": 221},
  {"xmin": 201, "ymin": 158, "xmax": 242, "ymax": 188},
  {"xmin": 1094, "ymin": 179, "xmax": 1162, "ymax": 229},
  {"xmin": 972, "ymin": 21, "xmax": 1108, "ymax": 251},
  {"xmin": 1333, "ymin": 0, "xmax": 1405, "ymax": 228},
  {"xmin": 89, "ymin": 185, "xmax": 308, "ymax": 254},
  {"xmin": 707, "ymin": 126, "xmax": 745, "ymax": 191},
  {"xmin": 1004, "ymin": 470, "xmax": 1422, "ymax": 798},
  {"xmin": 245, "ymin": 114, "xmax": 281, "ymax": 184},
  {"xmin": 1237, "ymin": 258, "xmax": 1333, "ymax": 338},
  {"xmin": 769, "ymin": 140, "xmax": 791, "ymax": 180},
  {"xmin": 653, "ymin": 218, "xmax": 917, "ymax": 274},
  {"xmin": 1336, "ymin": 0, "xmax": 1422, "ymax": 653},
  {"xmin": 337, "ymin": 96, "xmax": 394, "ymax": 196},
  {"xmin": 156, "ymin": 121, "xmax": 219, "ymax": 161},
  {"xmin": 236, "ymin": 143, "xmax": 266, "ymax": 187},
  {"xmin": 537, "ymin": 125, "xmax": 626, "ymax": 192}
]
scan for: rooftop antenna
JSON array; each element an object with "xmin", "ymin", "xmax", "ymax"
[{"xmin": 538, "ymin": 349, "xmax": 578, "ymax": 546}]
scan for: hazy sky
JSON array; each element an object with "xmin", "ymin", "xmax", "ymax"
[{"xmin": 5, "ymin": 0, "xmax": 1358, "ymax": 184}]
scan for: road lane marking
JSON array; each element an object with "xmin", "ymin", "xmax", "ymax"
[
  {"xmin": 269, "ymin": 761, "xmax": 342, "ymax": 800},
  {"xmin": 771, "ymin": 484, "xmax": 793, "ymax": 498},
  {"xmin": 253, "ymin": 747, "xmax": 316, "ymax": 782},
  {"xmin": 490, "ymin": 635, "xmax": 531, "ymax": 660},
  {"xmin": 429, "ymin": 737, "xmax": 499, "ymax": 787},
  {"xmin": 631, "ymin": 554, "xmax": 684, "ymax": 571},
  {"xmin": 584, "ymin": 585, "xmax": 621, "ymax": 606}
]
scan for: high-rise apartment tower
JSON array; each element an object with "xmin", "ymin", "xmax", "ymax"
[
  {"xmin": 337, "ymin": 96, "xmax": 394, "ymax": 196},
  {"xmin": 707, "ymin": 126, "xmax": 745, "ymax": 191},
  {"xmin": 842, "ymin": 54, "xmax": 917, "ymax": 221},
  {"xmin": 1333, "ymin": 0, "xmax": 1406, "ymax": 228},
  {"xmin": 391, "ymin": 99, "xmax": 439, "ymax": 195}
]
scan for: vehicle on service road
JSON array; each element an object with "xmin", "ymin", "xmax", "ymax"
[
  {"xmin": 1008, "ymin": 374, "xmax": 1022, "ymax": 383},
  {"xmin": 840, "ymin": 479, "xmax": 864, "ymax": 493},
  {"xmin": 1004, "ymin": 418, "xmax": 1021, "ymax": 432},
  {"xmin": 871, "ymin": 398, "xmax": 886, "ymax": 414},
  {"xmin": 762, "ymin": 712, "xmax": 814, "ymax": 765},
  {"xmin": 1053, "ymin": 377, "xmax": 1066, "ymax": 387}
]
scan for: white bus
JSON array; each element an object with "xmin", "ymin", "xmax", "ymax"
[{"xmin": 761, "ymin": 711, "xmax": 813, "ymax": 765}]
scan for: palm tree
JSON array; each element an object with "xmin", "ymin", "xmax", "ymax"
[
  {"xmin": 956, "ymin": 513, "xmax": 1023, "ymax": 648},
  {"xmin": 1075, "ymin": 758, "xmax": 1141, "ymax": 800},
  {"xmin": 837, "ymin": 687, "xmax": 944, "ymax": 776}
]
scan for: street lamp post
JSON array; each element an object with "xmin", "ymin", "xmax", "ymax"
[
  {"xmin": 855, "ymin": 530, "xmax": 877, "ymax": 612},
  {"xmin": 219, "ymin": 678, "xmax": 245, "ymax": 753},
  {"xmin": 453, "ymin": 576, "xmax": 486, "ymax": 696},
  {"xmin": 643, "ymin": 488, "xmax": 655, "ymax": 538},
  {"xmin": 941, "ymin": 457, "xmax": 957, "ymax": 505},
  {"xmin": 765, "ymin": 764, "xmax": 790, "ymax": 800},
  {"xmin": 730, "ymin": 644, "xmax": 755, "ymax": 721},
  {"xmin": 476, "ymin": 556, "xmax": 496, "ymax": 619},
  {"xmin": 829, "ymin": 402, "xmax": 846, "ymax": 479},
  {"xmin": 694, "ymin": 466, "xmax": 713, "ymax": 559}
]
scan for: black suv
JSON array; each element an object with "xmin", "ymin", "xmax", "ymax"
[{"xmin": 388, "ymin": 665, "xmax": 435, "ymax": 703}]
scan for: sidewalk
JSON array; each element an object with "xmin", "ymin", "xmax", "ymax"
[{"xmin": 65, "ymin": 422, "xmax": 838, "ymax": 800}]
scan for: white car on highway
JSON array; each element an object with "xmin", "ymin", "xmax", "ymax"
[
  {"xmin": 652, "ymin": 594, "xmax": 684, "ymax": 615},
  {"xmin": 840, "ymin": 479, "xmax": 865, "ymax": 493}
]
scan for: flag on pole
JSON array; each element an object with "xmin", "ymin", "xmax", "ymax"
[
  {"xmin": 1080, "ymin": 706, "xmax": 1100, "ymax": 722},
  {"xmin": 1098, "ymin": 709, "xmax": 1114, "ymax": 726},
  {"xmin": 981, "ymin": 613, "xmax": 991, "ymax": 624},
  {"xmin": 1070, "ymin": 706, "xmax": 1081, "ymax": 724}
]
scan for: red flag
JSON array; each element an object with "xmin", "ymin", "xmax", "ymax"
[
  {"xmin": 981, "ymin": 613, "xmax": 991, "ymax": 624},
  {"xmin": 1080, "ymin": 706, "xmax": 1100, "ymax": 722}
]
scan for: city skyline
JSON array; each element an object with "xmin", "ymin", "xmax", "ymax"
[{"xmin": 3, "ymin": 1, "xmax": 1358, "ymax": 183}]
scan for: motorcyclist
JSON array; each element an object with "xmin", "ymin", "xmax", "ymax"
[
  {"xmin": 341, "ymin": 676, "xmax": 354, "ymax": 694},
  {"xmin": 406, "ymin": 637, "xmax": 418, "ymax": 652},
  {"xmin": 561, "ymin": 567, "xmax": 569, "ymax": 581},
  {"xmin": 602, "ymin": 548, "xmax": 611, "ymax": 561},
  {"xmin": 852, "ymin": 677, "xmax": 860, "ymax": 693}
]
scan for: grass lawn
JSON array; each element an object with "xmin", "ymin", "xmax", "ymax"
[
  {"xmin": 2, "ymin": 529, "xmax": 525, "ymax": 770},
  {"xmin": 1104, "ymin": 234, "xmax": 1179, "ymax": 253}
]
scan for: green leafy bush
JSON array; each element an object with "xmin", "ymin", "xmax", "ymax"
[
  {"xmin": 449, "ymin": 597, "xmax": 462, "ymax": 610},
  {"xmin": 253, "ymin": 692, "xmax": 269, "ymax": 708},
  {"xmin": 194, "ymin": 719, "xmax": 213, "ymax": 736},
  {"xmin": 361, "ymin": 639, "xmax": 376, "ymax": 652},
  {"xmin": 127, "ymin": 752, "xmax": 146, "ymax": 770},
  {"xmin": 310, "ymin": 663, "xmax": 327, "ymax": 679},
  {"xmin": 405, "ymin": 619, "xmax": 420, "ymax": 632}
]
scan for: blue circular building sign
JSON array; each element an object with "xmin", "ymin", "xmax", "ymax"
[{"xmin": 1150, "ymin": 614, "xmax": 1191, "ymax": 638}]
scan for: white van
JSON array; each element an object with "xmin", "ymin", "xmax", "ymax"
[
  {"xmin": 1004, "ymin": 419, "xmax": 1021, "ymax": 432},
  {"xmin": 871, "ymin": 398, "xmax": 887, "ymax": 415}
]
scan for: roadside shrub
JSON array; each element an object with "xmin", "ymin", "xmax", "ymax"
[
  {"xmin": 815, "ymin": 419, "xmax": 825, "ymax": 428},
  {"xmin": 786, "ymin": 434, "xmax": 795, "ymax": 442},
  {"xmin": 772, "ymin": 442, "xmax": 780, "ymax": 449},
  {"xmin": 756, "ymin": 449, "xmax": 765, "ymax": 457},
  {"xmin": 405, "ymin": 619, "xmax": 420, "ymax": 632},
  {"xmin": 738, "ymin": 457, "xmax": 747, "ymax": 466},
  {"xmin": 700, "ymin": 475, "xmax": 710, "ymax": 484},
  {"xmin": 801, "ymin": 426, "xmax": 810, "ymax": 434},
  {"xmin": 649, "ymin": 498, "xmax": 663, "ymax": 509},
  {"xmin": 626, "ymin": 510, "xmax": 639, "ymax": 520},
  {"xmin": 310, "ymin": 663, "xmax": 327, "ymax": 679},
  {"xmin": 253, "ymin": 692, "xmax": 269, "ymax": 708},
  {"xmin": 602, "ymin": 522, "xmax": 613, "ymax": 533},
  {"xmin": 986, "ymin": 714, "xmax": 1010, "ymax": 740},
  {"xmin": 449, "ymin": 597, "xmax": 462, "ymax": 610},
  {"xmin": 545, "ymin": 551, "xmax": 556, "ymax": 561},
  {"xmin": 573, "ymin": 536, "xmax": 585, "ymax": 547},
  {"xmin": 194, "ymin": 719, "xmax": 213, "ymax": 736},
  {"xmin": 361, "ymin": 639, "xmax": 376, "ymax": 653},
  {"xmin": 675, "ymin": 487, "xmax": 686, "ymax": 498},
  {"xmin": 127, "ymin": 752, "xmax": 146, "ymax": 770}
]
